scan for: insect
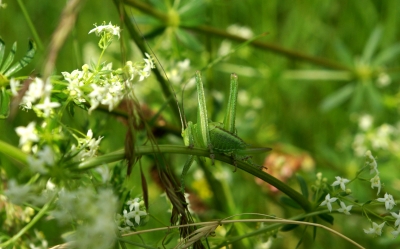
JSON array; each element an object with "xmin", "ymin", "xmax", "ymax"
[{"xmin": 179, "ymin": 71, "xmax": 270, "ymax": 192}]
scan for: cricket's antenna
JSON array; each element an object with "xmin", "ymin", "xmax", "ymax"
[{"xmin": 130, "ymin": 12, "xmax": 186, "ymax": 133}]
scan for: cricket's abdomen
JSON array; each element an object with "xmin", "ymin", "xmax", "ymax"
[{"xmin": 209, "ymin": 122, "xmax": 247, "ymax": 153}]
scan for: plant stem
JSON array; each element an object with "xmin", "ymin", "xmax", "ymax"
[
  {"xmin": 16, "ymin": 0, "xmax": 44, "ymax": 51},
  {"xmin": 123, "ymin": 0, "xmax": 351, "ymax": 71},
  {"xmin": 0, "ymin": 139, "xmax": 27, "ymax": 164},
  {"xmin": 76, "ymin": 145, "xmax": 311, "ymax": 211}
]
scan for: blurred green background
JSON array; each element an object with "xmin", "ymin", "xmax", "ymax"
[{"xmin": 1, "ymin": 0, "xmax": 400, "ymax": 248}]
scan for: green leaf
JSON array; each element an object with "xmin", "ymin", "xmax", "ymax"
[
  {"xmin": 280, "ymin": 218, "xmax": 305, "ymax": 232},
  {"xmin": 174, "ymin": 28, "xmax": 203, "ymax": 52},
  {"xmin": 4, "ymin": 39, "xmax": 36, "ymax": 77},
  {"xmin": 312, "ymin": 216, "xmax": 317, "ymax": 240},
  {"xmin": 349, "ymin": 82, "xmax": 365, "ymax": 112},
  {"xmin": 296, "ymin": 174, "xmax": 309, "ymax": 198},
  {"xmin": 0, "ymin": 88, "xmax": 10, "ymax": 119},
  {"xmin": 179, "ymin": 0, "xmax": 206, "ymax": 27},
  {"xmin": 280, "ymin": 223, "xmax": 299, "ymax": 232},
  {"xmin": 365, "ymin": 81, "xmax": 382, "ymax": 112},
  {"xmin": 143, "ymin": 27, "xmax": 167, "ymax": 40},
  {"xmin": 0, "ymin": 42, "xmax": 16, "ymax": 74},
  {"xmin": 280, "ymin": 196, "xmax": 302, "ymax": 209},
  {"xmin": 320, "ymin": 83, "xmax": 355, "ymax": 112},
  {"xmin": 362, "ymin": 26, "xmax": 382, "ymax": 62},
  {"xmin": 0, "ymin": 38, "xmax": 5, "ymax": 67},
  {"xmin": 372, "ymin": 43, "xmax": 400, "ymax": 66},
  {"xmin": 318, "ymin": 213, "xmax": 334, "ymax": 225},
  {"xmin": 333, "ymin": 39, "xmax": 354, "ymax": 66}
]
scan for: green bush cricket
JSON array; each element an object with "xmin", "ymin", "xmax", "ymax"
[{"xmin": 178, "ymin": 71, "xmax": 271, "ymax": 192}]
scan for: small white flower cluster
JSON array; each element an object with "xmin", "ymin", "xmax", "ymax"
[
  {"xmin": 353, "ymin": 115, "xmax": 398, "ymax": 157},
  {"xmin": 89, "ymin": 22, "xmax": 121, "ymax": 39},
  {"xmin": 218, "ymin": 24, "xmax": 253, "ymax": 57},
  {"xmin": 168, "ymin": 59, "xmax": 191, "ymax": 84},
  {"xmin": 227, "ymin": 24, "xmax": 254, "ymax": 39},
  {"xmin": 52, "ymin": 188, "xmax": 117, "ymax": 249},
  {"xmin": 319, "ymin": 177, "xmax": 353, "ymax": 215},
  {"xmin": 320, "ymin": 150, "xmax": 400, "ymax": 237},
  {"xmin": 27, "ymin": 145, "xmax": 55, "ymax": 174},
  {"xmin": 11, "ymin": 77, "xmax": 60, "ymax": 116},
  {"xmin": 15, "ymin": 121, "xmax": 39, "ymax": 152},
  {"xmin": 69, "ymin": 129, "xmax": 103, "ymax": 161},
  {"xmin": 62, "ymin": 54, "xmax": 155, "ymax": 114},
  {"xmin": 116, "ymin": 197, "xmax": 148, "ymax": 233}
]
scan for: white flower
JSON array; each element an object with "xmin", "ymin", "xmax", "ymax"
[
  {"xmin": 131, "ymin": 202, "xmax": 147, "ymax": 225},
  {"xmin": 20, "ymin": 78, "xmax": 44, "ymax": 109},
  {"xmin": 227, "ymin": 24, "xmax": 253, "ymax": 39},
  {"xmin": 15, "ymin": 122, "xmax": 39, "ymax": 146},
  {"xmin": 370, "ymin": 174, "xmax": 381, "ymax": 195},
  {"xmin": 364, "ymin": 222, "xmax": 385, "ymax": 236},
  {"xmin": 391, "ymin": 211, "xmax": 400, "ymax": 227},
  {"xmin": 331, "ymin": 176, "xmax": 350, "ymax": 191},
  {"xmin": 37, "ymin": 146, "xmax": 55, "ymax": 165},
  {"xmin": 10, "ymin": 78, "xmax": 21, "ymax": 96},
  {"xmin": 89, "ymin": 22, "xmax": 120, "ymax": 39},
  {"xmin": 122, "ymin": 209, "xmax": 134, "ymax": 227},
  {"xmin": 391, "ymin": 226, "xmax": 400, "ymax": 238},
  {"xmin": 319, "ymin": 194, "xmax": 338, "ymax": 212},
  {"xmin": 4, "ymin": 179, "xmax": 33, "ymax": 205},
  {"xmin": 126, "ymin": 198, "xmax": 140, "ymax": 212},
  {"xmin": 35, "ymin": 97, "xmax": 60, "ymax": 117},
  {"xmin": 377, "ymin": 193, "xmax": 396, "ymax": 210},
  {"xmin": 138, "ymin": 69, "xmax": 150, "ymax": 81},
  {"xmin": 27, "ymin": 156, "xmax": 48, "ymax": 174},
  {"xmin": 177, "ymin": 59, "xmax": 190, "ymax": 71},
  {"xmin": 365, "ymin": 150, "xmax": 379, "ymax": 175},
  {"xmin": 376, "ymin": 72, "xmax": 391, "ymax": 87},
  {"xmin": 337, "ymin": 201, "xmax": 353, "ymax": 215},
  {"xmin": 143, "ymin": 53, "xmax": 155, "ymax": 71},
  {"xmin": 358, "ymin": 114, "xmax": 373, "ymax": 131}
]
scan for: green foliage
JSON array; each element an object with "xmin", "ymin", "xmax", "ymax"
[{"xmin": 1, "ymin": 0, "xmax": 400, "ymax": 248}]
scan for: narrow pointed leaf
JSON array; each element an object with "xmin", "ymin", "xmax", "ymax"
[
  {"xmin": 365, "ymin": 81, "xmax": 382, "ymax": 112},
  {"xmin": 0, "ymin": 42, "xmax": 16, "ymax": 74},
  {"xmin": 280, "ymin": 196, "xmax": 302, "ymax": 209},
  {"xmin": 296, "ymin": 174, "xmax": 309, "ymax": 198},
  {"xmin": 0, "ymin": 88, "xmax": 10, "ymax": 119},
  {"xmin": 5, "ymin": 40, "xmax": 36, "ymax": 77},
  {"xmin": 333, "ymin": 39, "xmax": 353, "ymax": 66},
  {"xmin": 362, "ymin": 27, "xmax": 382, "ymax": 62},
  {"xmin": 320, "ymin": 83, "xmax": 355, "ymax": 112},
  {"xmin": 318, "ymin": 213, "xmax": 334, "ymax": 225},
  {"xmin": 0, "ymin": 38, "xmax": 5, "ymax": 67},
  {"xmin": 349, "ymin": 83, "xmax": 365, "ymax": 112},
  {"xmin": 175, "ymin": 28, "xmax": 203, "ymax": 52},
  {"xmin": 373, "ymin": 43, "xmax": 400, "ymax": 66},
  {"xmin": 140, "ymin": 164, "xmax": 149, "ymax": 211}
]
